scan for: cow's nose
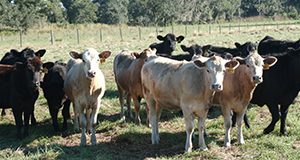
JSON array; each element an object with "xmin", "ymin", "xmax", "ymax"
[
  {"xmin": 211, "ymin": 84, "xmax": 222, "ymax": 91},
  {"xmin": 253, "ymin": 76, "xmax": 262, "ymax": 83},
  {"xmin": 35, "ymin": 81, "xmax": 40, "ymax": 87},
  {"xmin": 88, "ymin": 71, "xmax": 96, "ymax": 78}
]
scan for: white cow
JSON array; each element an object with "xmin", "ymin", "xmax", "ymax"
[
  {"xmin": 141, "ymin": 55, "xmax": 239, "ymax": 152},
  {"xmin": 64, "ymin": 48, "xmax": 111, "ymax": 145}
]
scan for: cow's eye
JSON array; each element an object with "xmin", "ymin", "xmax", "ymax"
[
  {"xmin": 207, "ymin": 69, "xmax": 210, "ymax": 73},
  {"xmin": 246, "ymin": 64, "xmax": 250, "ymax": 67},
  {"xmin": 82, "ymin": 59, "xmax": 85, "ymax": 63}
]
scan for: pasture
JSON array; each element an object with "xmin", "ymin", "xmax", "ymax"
[{"xmin": 1, "ymin": 22, "xmax": 300, "ymax": 159}]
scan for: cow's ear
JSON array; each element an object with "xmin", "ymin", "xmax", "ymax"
[
  {"xmin": 157, "ymin": 35, "xmax": 164, "ymax": 41},
  {"xmin": 99, "ymin": 51, "xmax": 111, "ymax": 63},
  {"xmin": 35, "ymin": 49, "xmax": 46, "ymax": 57},
  {"xmin": 225, "ymin": 60, "xmax": 239, "ymax": 74},
  {"xmin": 43, "ymin": 62, "xmax": 54, "ymax": 70},
  {"xmin": 132, "ymin": 52, "xmax": 141, "ymax": 58},
  {"xmin": 193, "ymin": 60, "xmax": 206, "ymax": 69},
  {"xmin": 263, "ymin": 56, "xmax": 277, "ymax": 70},
  {"xmin": 10, "ymin": 49, "xmax": 21, "ymax": 57},
  {"xmin": 180, "ymin": 45, "xmax": 188, "ymax": 52},
  {"xmin": 234, "ymin": 42, "xmax": 241, "ymax": 48},
  {"xmin": 234, "ymin": 57, "xmax": 246, "ymax": 65},
  {"xmin": 202, "ymin": 45, "xmax": 212, "ymax": 54},
  {"xmin": 69, "ymin": 51, "xmax": 82, "ymax": 59},
  {"xmin": 176, "ymin": 36, "xmax": 185, "ymax": 43}
]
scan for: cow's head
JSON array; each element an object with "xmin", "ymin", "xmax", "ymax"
[
  {"xmin": 193, "ymin": 56, "xmax": 239, "ymax": 91},
  {"xmin": 70, "ymin": 48, "xmax": 111, "ymax": 79},
  {"xmin": 14, "ymin": 56, "xmax": 43, "ymax": 92},
  {"xmin": 154, "ymin": 33, "xmax": 184, "ymax": 53},
  {"xmin": 234, "ymin": 51, "xmax": 277, "ymax": 84},
  {"xmin": 132, "ymin": 48, "xmax": 157, "ymax": 61},
  {"xmin": 235, "ymin": 42, "xmax": 257, "ymax": 57},
  {"xmin": 1, "ymin": 48, "xmax": 46, "ymax": 65},
  {"xmin": 180, "ymin": 44, "xmax": 203, "ymax": 56}
]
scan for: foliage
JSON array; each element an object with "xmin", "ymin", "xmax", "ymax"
[{"xmin": 0, "ymin": 0, "xmax": 299, "ymax": 29}]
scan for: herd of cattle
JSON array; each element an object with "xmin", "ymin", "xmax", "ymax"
[{"xmin": 0, "ymin": 33, "xmax": 300, "ymax": 152}]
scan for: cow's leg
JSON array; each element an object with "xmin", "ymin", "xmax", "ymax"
[
  {"xmin": 49, "ymin": 107, "xmax": 59, "ymax": 132},
  {"xmin": 222, "ymin": 107, "xmax": 232, "ymax": 147},
  {"xmin": 280, "ymin": 104, "xmax": 290, "ymax": 135},
  {"xmin": 90, "ymin": 102, "xmax": 100, "ymax": 145},
  {"xmin": 181, "ymin": 107, "xmax": 195, "ymax": 152},
  {"xmin": 132, "ymin": 96, "xmax": 141, "ymax": 125},
  {"xmin": 73, "ymin": 103, "xmax": 80, "ymax": 132},
  {"xmin": 126, "ymin": 93, "xmax": 133, "ymax": 119},
  {"xmin": 117, "ymin": 86, "xmax": 126, "ymax": 121},
  {"xmin": 232, "ymin": 111, "xmax": 250, "ymax": 129},
  {"xmin": 236, "ymin": 107, "xmax": 247, "ymax": 145},
  {"xmin": 24, "ymin": 109, "xmax": 31, "ymax": 137},
  {"xmin": 145, "ymin": 104, "xmax": 150, "ymax": 127},
  {"xmin": 30, "ymin": 109, "xmax": 37, "ymax": 126},
  {"xmin": 79, "ymin": 111, "xmax": 87, "ymax": 146},
  {"xmin": 264, "ymin": 103, "xmax": 280, "ymax": 134},
  {"xmin": 197, "ymin": 108, "xmax": 208, "ymax": 151},
  {"xmin": 12, "ymin": 108, "xmax": 23, "ymax": 139},
  {"xmin": 62, "ymin": 100, "xmax": 71, "ymax": 131},
  {"xmin": 1, "ymin": 109, "xmax": 6, "ymax": 116},
  {"xmin": 148, "ymin": 99, "xmax": 159, "ymax": 144}
]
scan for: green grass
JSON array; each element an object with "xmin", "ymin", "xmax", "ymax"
[{"xmin": 1, "ymin": 22, "xmax": 300, "ymax": 159}]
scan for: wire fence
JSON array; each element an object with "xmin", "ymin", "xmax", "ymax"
[{"xmin": 0, "ymin": 21, "xmax": 300, "ymax": 48}]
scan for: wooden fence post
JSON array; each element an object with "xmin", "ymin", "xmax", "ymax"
[
  {"xmin": 219, "ymin": 25, "xmax": 222, "ymax": 34},
  {"xmin": 50, "ymin": 30, "xmax": 54, "ymax": 45},
  {"xmin": 99, "ymin": 28, "xmax": 103, "ymax": 42},
  {"xmin": 185, "ymin": 25, "xmax": 187, "ymax": 36},
  {"xmin": 19, "ymin": 29, "xmax": 23, "ymax": 47},
  {"xmin": 76, "ymin": 29, "xmax": 80, "ymax": 44},
  {"xmin": 119, "ymin": 25, "xmax": 123, "ymax": 41},
  {"xmin": 171, "ymin": 23, "xmax": 174, "ymax": 34},
  {"xmin": 197, "ymin": 25, "xmax": 200, "ymax": 35},
  {"xmin": 138, "ymin": 27, "xmax": 141, "ymax": 40},
  {"xmin": 156, "ymin": 24, "xmax": 158, "ymax": 36},
  {"xmin": 209, "ymin": 25, "xmax": 211, "ymax": 34}
]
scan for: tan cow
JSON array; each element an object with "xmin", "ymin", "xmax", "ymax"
[
  {"xmin": 113, "ymin": 48, "xmax": 156, "ymax": 124},
  {"xmin": 141, "ymin": 55, "xmax": 239, "ymax": 152},
  {"xmin": 212, "ymin": 51, "xmax": 277, "ymax": 147},
  {"xmin": 64, "ymin": 48, "xmax": 111, "ymax": 146}
]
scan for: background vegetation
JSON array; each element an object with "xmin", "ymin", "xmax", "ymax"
[
  {"xmin": 0, "ymin": 22, "xmax": 300, "ymax": 159},
  {"xmin": 1, "ymin": 0, "xmax": 300, "ymax": 31}
]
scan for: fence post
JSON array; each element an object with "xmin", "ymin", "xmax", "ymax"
[
  {"xmin": 99, "ymin": 28, "xmax": 103, "ymax": 42},
  {"xmin": 156, "ymin": 24, "xmax": 158, "ymax": 36},
  {"xmin": 277, "ymin": 22, "xmax": 279, "ymax": 29},
  {"xmin": 219, "ymin": 25, "xmax": 221, "ymax": 34},
  {"xmin": 209, "ymin": 25, "xmax": 211, "ymax": 34},
  {"xmin": 238, "ymin": 23, "xmax": 241, "ymax": 33},
  {"xmin": 50, "ymin": 30, "xmax": 54, "ymax": 45},
  {"xmin": 19, "ymin": 29, "xmax": 23, "ymax": 47},
  {"xmin": 77, "ymin": 29, "xmax": 80, "ymax": 44},
  {"xmin": 138, "ymin": 27, "xmax": 141, "ymax": 40},
  {"xmin": 119, "ymin": 25, "xmax": 123, "ymax": 41},
  {"xmin": 185, "ymin": 25, "xmax": 187, "ymax": 36},
  {"xmin": 171, "ymin": 23, "xmax": 174, "ymax": 34},
  {"xmin": 197, "ymin": 25, "xmax": 200, "ymax": 35}
]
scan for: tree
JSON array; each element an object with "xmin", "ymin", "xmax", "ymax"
[
  {"xmin": 95, "ymin": 0, "xmax": 129, "ymax": 24},
  {"xmin": 62, "ymin": 0, "xmax": 97, "ymax": 23},
  {"xmin": 44, "ymin": 0, "xmax": 67, "ymax": 23}
]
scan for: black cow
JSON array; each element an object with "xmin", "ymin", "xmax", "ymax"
[
  {"xmin": 258, "ymin": 35, "xmax": 300, "ymax": 54},
  {"xmin": 0, "ymin": 48, "xmax": 45, "ymax": 124},
  {"xmin": 149, "ymin": 33, "xmax": 185, "ymax": 56},
  {"xmin": 203, "ymin": 41, "xmax": 257, "ymax": 58},
  {"xmin": 0, "ymin": 55, "xmax": 44, "ymax": 138},
  {"xmin": 41, "ymin": 61, "xmax": 71, "ymax": 132},
  {"xmin": 160, "ymin": 44, "xmax": 203, "ymax": 61}
]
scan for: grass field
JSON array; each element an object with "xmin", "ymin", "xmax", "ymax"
[{"xmin": 1, "ymin": 22, "xmax": 300, "ymax": 159}]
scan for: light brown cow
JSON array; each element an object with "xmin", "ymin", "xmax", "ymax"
[
  {"xmin": 64, "ymin": 48, "xmax": 111, "ymax": 146},
  {"xmin": 141, "ymin": 55, "xmax": 239, "ymax": 152},
  {"xmin": 113, "ymin": 48, "xmax": 156, "ymax": 124},
  {"xmin": 212, "ymin": 51, "xmax": 277, "ymax": 147}
]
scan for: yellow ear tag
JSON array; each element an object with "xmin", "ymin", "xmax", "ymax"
[
  {"xmin": 42, "ymin": 68, "xmax": 48, "ymax": 74},
  {"xmin": 263, "ymin": 64, "xmax": 270, "ymax": 70},
  {"xmin": 226, "ymin": 68, "xmax": 235, "ymax": 74},
  {"xmin": 100, "ymin": 58, "xmax": 106, "ymax": 64}
]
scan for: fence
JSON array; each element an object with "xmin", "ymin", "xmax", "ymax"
[{"xmin": 1, "ymin": 21, "xmax": 300, "ymax": 48}]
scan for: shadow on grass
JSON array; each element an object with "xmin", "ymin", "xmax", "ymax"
[
  {"xmin": 17, "ymin": 130, "xmax": 221, "ymax": 160},
  {"xmin": 103, "ymin": 89, "xmax": 118, "ymax": 99}
]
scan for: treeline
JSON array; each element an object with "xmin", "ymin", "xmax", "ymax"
[{"xmin": 0, "ymin": 0, "xmax": 299, "ymax": 31}]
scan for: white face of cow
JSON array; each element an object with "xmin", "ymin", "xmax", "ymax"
[
  {"xmin": 69, "ymin": 48, "xmax": 111, "ymax": 79},
  {"xmin": 236, "ymin": 51, "xmax": 277, "ymax": 84},
  {"xmin": 194, "ymin": 56, "xmax": 239, "ymax": 91},
  {"xmin": 81, "ymin": 48, "xmax": 100, "ymax": 78}
]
